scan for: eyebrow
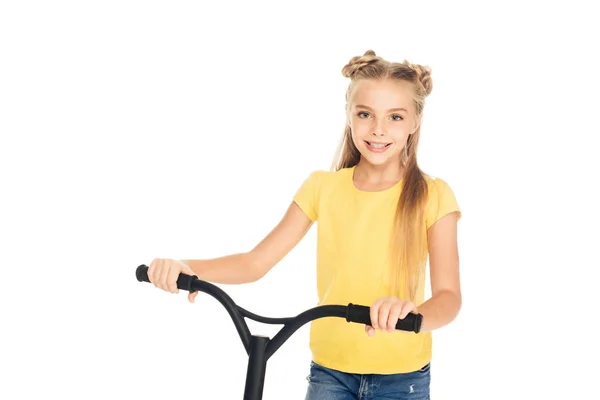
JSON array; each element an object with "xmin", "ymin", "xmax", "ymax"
[{"xmin": 355, "ymin": 104, "xmax": 408, "ymax": 113}]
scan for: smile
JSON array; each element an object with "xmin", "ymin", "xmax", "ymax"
[{"xmin": 365, "ymin": 141, "xmax": 392, "ymax": 153}]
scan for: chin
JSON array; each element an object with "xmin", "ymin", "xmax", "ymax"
[
  {"xmin": 357, "ymin": 146, "xmax": 398, "ymax": 166},
  {"xmin": 359, "ymin": 153, "xmax": 392, "ymax": 166}
]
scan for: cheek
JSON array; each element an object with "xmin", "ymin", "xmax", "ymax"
[
  {"xmin": 350, "ymin": 119, "xmax": 369, "ymax": 136},
  {"xmin": 389, "ymin": 125, "xmax": 410, "ymax": 139},
  {"xmin": 350, "ymin": 131, "xmax": 363, "ymax": 148}
]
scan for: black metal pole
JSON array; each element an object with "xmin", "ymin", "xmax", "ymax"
[{"xmin": 243, "ymin": 335, "xmax": 270, "ymax": 400}]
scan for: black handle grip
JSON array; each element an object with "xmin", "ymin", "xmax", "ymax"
[
  {"xmin": 136, "ymin": 264, "xmax": 198, "ymax": 293},
  {"xmin": 346, "ymin": 303, "xmax": 422, "ymax": 333}
]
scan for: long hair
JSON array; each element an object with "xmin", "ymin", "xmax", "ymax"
[{"xmin": 331, "ymin": 50, "xmax": 433, "ymax": 302}]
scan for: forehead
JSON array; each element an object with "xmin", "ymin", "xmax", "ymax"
[{"xmin": 350, "ymin": 79, "xmax": 413, "ymax": 111}]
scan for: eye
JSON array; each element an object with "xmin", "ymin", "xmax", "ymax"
[
  {"xmin": 391, "ymin": 114, "xmax": 403, "ymax": 121},
  {"xmin": 358, "ymin": 111, "xmax": 370, "ymax": 118}
]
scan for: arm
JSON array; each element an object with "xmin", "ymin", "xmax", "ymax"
[
  {"xmin": 181, "ymin": 201, "xmax": 313, "ymax": 284},
  {"xmin": 417, "ymin": 211, "xmax": 462, "ymax": 332}
]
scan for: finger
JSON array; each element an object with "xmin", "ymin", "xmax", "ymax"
[
  {"xmin": 365, "ymin": 325, "xmax": 375, "ymax": 337},
  {"xmin": 151, "ymin": 259, "xmax": 163, "ymax": 289},
  {"xmin": 188, "ymin": 291, "xmax": 198, "ymax": 303},
  {"xmin": 378, "ymin": 299, "xmax": 393, "ymax": 331},
  {"xmin": 179, "ymin": 261, "xmax": 194, "ymax": 276},
  {"xmin": 370, "ymin": 298, "xmax": 385, "ymax": 330},
  {"xmin": 399, "ymin": 302, "xmax": 416, "ymax": 319},
  {"xmin": 167, "ymin": 264, "xmax": 180, "ymax": 294},
  {"xmin": 158, "ymin": 259, "xmax": 170, "ymax": 291},
  {"xmin": 147, "ymin": 259, "xmax": 156, "ymax": 285},
  {"xmin": 154, "ymin": 258, "xmax": 166, "ymax": 290},
  {"xmin": 387, "ymin": 302, "xmax": 404, "ymax": 332}
]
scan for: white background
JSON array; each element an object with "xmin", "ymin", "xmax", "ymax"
[{"xmin": 1, "ymin": 1, "xmax": 598, "ymax": 399}]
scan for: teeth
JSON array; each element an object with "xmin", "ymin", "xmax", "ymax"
[{"xmin": 368, "ymin": 142, "xmax": 388, "ymax": 149}]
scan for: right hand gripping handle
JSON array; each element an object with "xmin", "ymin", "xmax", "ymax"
[{"xmin": 345, "ymin": 303, "xmax": 423, "ymax": 333}]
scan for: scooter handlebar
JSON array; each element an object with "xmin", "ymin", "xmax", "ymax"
[{"xmin": 136, "ymin": 264, "xmax": 422, "ymax": 333}]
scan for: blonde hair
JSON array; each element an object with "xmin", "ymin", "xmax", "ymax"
[{"xmin": 332, "ymin": 50, "xmax": 433, "ymax": 302}]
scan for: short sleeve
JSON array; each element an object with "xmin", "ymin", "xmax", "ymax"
[
  {"xmin": 425, "ymin": 178, "xmax": 461, "ymax": 229},
  {"xmin": 293, "ymin": 170, "xmax": 322, "ymax": 221}
]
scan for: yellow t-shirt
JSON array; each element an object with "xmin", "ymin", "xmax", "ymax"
[{"xmin": 293, "ymin": 165, "xmax": 461, "ymax": 374}]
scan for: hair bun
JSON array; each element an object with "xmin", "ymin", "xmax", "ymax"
[
  {"xmin": 342, "ymin": 50, "xmax": 380, "ymax": 79},
  {"xmin": 401, "ymin": 61, "xmax": 433, "ymax": 96},
  {"xmin": 413, "ymin": 64, "xmax": 433, "ymax": 96}
]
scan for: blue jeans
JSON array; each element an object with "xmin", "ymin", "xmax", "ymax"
[{"xmin": 305, "ymin": 361, "xmax": 431, "ymax": 400}]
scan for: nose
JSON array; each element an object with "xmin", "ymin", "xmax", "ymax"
[{"xmin": 372, "ymin": 119, "xmax": 386, "ymax": 136}]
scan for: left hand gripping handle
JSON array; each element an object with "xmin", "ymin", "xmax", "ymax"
[{"xmin": 136, "ymin": 264, "xmax": 198, "ymax": 293}]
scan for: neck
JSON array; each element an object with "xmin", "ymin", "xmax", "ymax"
[{"xmin": 354, "ymin": 158, "xmax": 406, "ymax": 185}]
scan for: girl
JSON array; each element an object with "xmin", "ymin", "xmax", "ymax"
[{"xmin": 148, "ymin": 50, "xmax": 461, "ymax": 400}]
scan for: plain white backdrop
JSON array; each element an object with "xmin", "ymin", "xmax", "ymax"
[{"xmin": 1, "ymin": 1, "xmax": 598, "ymax": 399}]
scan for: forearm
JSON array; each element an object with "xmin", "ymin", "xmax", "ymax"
[
  {"xmin": 179, "ymin": 252, "xmax": 261, "ymax": 284},
  {"xmin": 416, "ymin": 290, "xmax": 461, "ymax": 332}
]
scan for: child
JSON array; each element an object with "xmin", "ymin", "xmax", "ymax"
[{"xmin": 147, "ymin": 50, "xmax": 461, "ymax": 400}]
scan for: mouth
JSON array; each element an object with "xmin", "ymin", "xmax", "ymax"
[{"xmin": 365, "ymin": 141, "xmax": 392, "ymax": 152}]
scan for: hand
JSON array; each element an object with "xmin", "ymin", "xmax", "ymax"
[
  {"xmin": 365, "ymin": 296, "xmax": 417, "ymax": 336},
  {"xmin": 147, "ymin": 258, "xmax": 199, "ymax": 303}
]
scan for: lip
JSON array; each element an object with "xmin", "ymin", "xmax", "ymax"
[{"xmin": 365, "ymin": 140, "xmax": 392, "ymax": 153}]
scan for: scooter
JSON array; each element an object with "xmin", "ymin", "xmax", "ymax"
[{"xmin": 135, "ymin": 264, "xmax": 422, "ymax": 400}]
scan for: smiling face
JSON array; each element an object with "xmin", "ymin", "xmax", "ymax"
[{"xmin": 347, "ymin": 79, "xmax": 420, "ymax": 169}]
